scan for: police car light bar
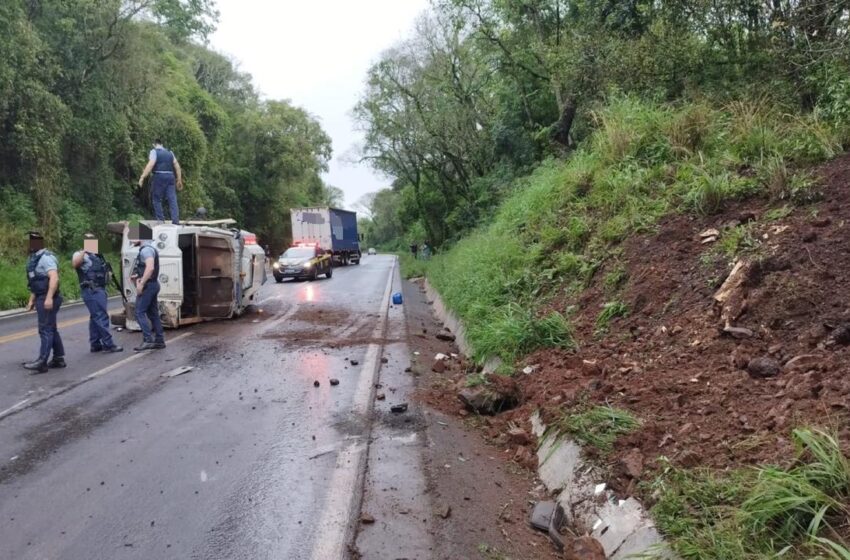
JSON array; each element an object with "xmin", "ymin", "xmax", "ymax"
[
  {"xmin": 293, "ymin": 241, "xmax": 317, "ymax": 247},
  {"xmin": 243, "ymin": 233, "xmax": 257, "ymax": 245}
]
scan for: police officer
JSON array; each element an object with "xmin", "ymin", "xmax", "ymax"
[
  {"xmin": 129, "ymin": 224, "xmax": 165, "ymax": 351},
  {"xmin": 23, "ymin": 232, "xmax": 66, "ymax": 373},
  {"xmin": 138, "ymin": 138, "xmax": 183, "ymax": 225},
  {"xmin": 72, "ymin": 234, "xmax": 123, "ymax": 354}
]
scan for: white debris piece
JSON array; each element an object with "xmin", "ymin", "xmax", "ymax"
[
  {"xmin": 522, "ymin": 366, "xmax": 535, "ymax": 375},
  {"xmin": 594, "ymin": 483, "xmax": 607, "ymax": 495},
  {"xmin": 434, "ymin": 353, "xmax": 449, "ymax": 361},
  {"xmin": 592, "ymin": 518, "xmax": 604, "ymax": 531},
  {"xmin": 162, "ymin": 366, "xmax": 193, "ymax": 378}
]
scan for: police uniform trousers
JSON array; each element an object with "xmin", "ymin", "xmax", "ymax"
[
  {"xmin": 135, "ymin": 280, "xmax": 164, "ymax": 343},
  {"xmin": 35, "ymin": 293, "xmax": 64, "ymax": 361},
  {"xmin": 82, "ymin": 286, "xmax": 115, "ymax": 350},
  {"xmin": 152, "ymin": 173, "xmax": 179, "ymax": 225}
]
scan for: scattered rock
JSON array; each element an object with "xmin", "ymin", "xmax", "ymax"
[
  {"xmin": 350, "ymin": 360, "xmax": 359, "ymax": 366},
  {"xmin": 783, "ymin": 354, "xmax": 823, "ymax": 372},
  {"xmin": 380, "ymin": 357, "xmax": 388, "ymax": 364},
  {"xmin": 618, "ymin": 448, "xmax": 644, "ymax": 480},
  {"xmin": 512, "ymin": 446, "xmax": 536, "ymax": 470},
  {"xmin": 360, "ymin": 513, "xmax": 375, "ymax": 524},
  {"xmin": 432, "ymin": 360, "xmax": 446, "ymax": 373},
  {"xmin": 390, "ymin": 403, "xmax": 408, "ymax": 413},
  {"xmin": 457, "ymin": 375, "xmax": 520, "ymax": 415},
  {"xmin": 678, "ymin": 450, "xmax": 701, "ymax": 468},
  {"xmin": 812, "ymin": 216, "xmax": 832, "ymax": 227},
  {"xmin": 313, "ymin": 380, "xmax": 320, "ymax": 387},
  {"xmin": 376, "ymin": 392, "xmax": 386, "ymax": 400},
  {"xmin": 747, "ymin": 356, "xmax": 781, "ymax": 378},
  {"xmin": 434, "ymin": 353, "xmax": 449, "ymax": 361},
  {"xmin": 802, "ymin": 230, "xmax": 818, "ymax": 243},
  {"xmin": 435, "ymin": 332, "xmax": 456, "ymax": 342},
  {"xmin": 563, "ymin": 535, "xmax": 606, "ymax": 560},
  {"xmin": 722, "ymin": 325, "xmax": 755, "ymax": 339},
  {"xmin": 828, "ymin": 323, "xmax": 850, "ymax": 346},
  {"xmin": 437, "ymin": 504, "xmax": 452, "ymax": 519},
  {"xmin": 404, "ymin": 366, "xmax": 412, "ymax": 373},
  {"xmin": 329, "ymin": 378, "xmax": 340, "ymax": 386},
  {"xmin": 507, "ymin": 427, "xmax": 532, "ymax": 446},
  {"xmin": 738, "ymin": 211, "xmax": 757, "ymax": 223}
]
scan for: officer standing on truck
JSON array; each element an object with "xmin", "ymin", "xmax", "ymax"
[
  {"xmin": 137, "ymin": 138, "xmax": 183, "ymax": 225},
  {"xmin": 23, "ymin": 232, "xmax": 66, "ymax": 373},
  {"xmin": 129, "ymin": 224, "xmax": 166, "ymax": 352},
  {"xmin": 72, "ymin": 234, "xmax": 123, "ymax": 354}
]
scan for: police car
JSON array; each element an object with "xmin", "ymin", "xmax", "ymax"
[{"xmin": 272, "ymin": 242, "xmax": 333, "ymax": 282}]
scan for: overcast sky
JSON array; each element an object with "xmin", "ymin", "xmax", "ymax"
[{"xmin": 210, "ymin": 0, "xmax": 429, "ymax": 210}]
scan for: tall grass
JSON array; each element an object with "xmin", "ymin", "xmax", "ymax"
[
  {"xmin": 652, "ymin": 428, "xmax": 850, "ymax": 559},
  {"xmin": 426, "ymin": 94, "xmax": 848, "ymax": 365}
]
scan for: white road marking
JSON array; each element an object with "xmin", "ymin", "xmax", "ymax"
[
  {"xmin": 0, "ymin": 332, "xmax": 194, "ymax": 422},
  {"xmin": 308, "ymin": 257, "xmax": 397, "ymax": 560},
  {"xmin": 0, "ymin": 399, "xmax": 30, "ymax": 418},
  {"xmin": 85, "ymin": 332, "xmax": 193, "ymax": 381}
]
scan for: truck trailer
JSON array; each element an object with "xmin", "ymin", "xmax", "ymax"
[{"xmin": 290, "ymin": 207, "xmax": 361, "ymax": 265}]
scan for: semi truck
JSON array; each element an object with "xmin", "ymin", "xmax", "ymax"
[
  {"xmin": 290, "ymin": 207, "xmax": 361, "ymax": 265},
  {"xmin": 108, "ymin": 219, "xmax": 267, "ymax": 330}
]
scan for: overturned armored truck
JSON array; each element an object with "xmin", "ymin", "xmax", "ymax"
[{"xmin": 108, "ymin": 220, "xmax": 267, "ymax": 330}]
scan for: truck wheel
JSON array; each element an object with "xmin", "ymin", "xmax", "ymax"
[{"xmin": 325, "ymin": 266, "xmax": 333, "ymax": 279}]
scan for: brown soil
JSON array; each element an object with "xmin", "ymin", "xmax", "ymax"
[{"xmin": 418, "ymin": 153, "xmax": 850, "ymax": 504}]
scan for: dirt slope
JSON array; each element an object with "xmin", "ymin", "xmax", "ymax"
[{"xmin": 421, "ymin": 152, "xmax": 850, "ymax": 503}]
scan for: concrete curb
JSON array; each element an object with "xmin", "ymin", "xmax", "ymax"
[
  {"xmin": 418, "ymin": 276, "xmax": 675, "ymax": 559},
  {"xmin": 0, "ymin": 295, "xmax": 122, "ymax": 320}
]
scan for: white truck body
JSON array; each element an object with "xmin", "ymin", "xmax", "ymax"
[{"xmin": 112, "ymin": 220, "xmax": 266, "ymax": 330}]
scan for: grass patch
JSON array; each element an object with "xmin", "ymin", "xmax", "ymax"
[
  {"xmin": 0, "ymin": 252, "xmax": 120, "ymax": 310},
  {"xmin": 652, "ymin": 428, "xmax": 850, "ymax": 559},
  {"xmin": 595, "ymin": 300, "xmax": 629, "ymax": 335},
  {"xmin": 397, "ymin": 251, "xmax": 428, "ymax": 279},
  {"xmin": 553, "ymin": 405, "xmax": 640, "ymax": 452}
]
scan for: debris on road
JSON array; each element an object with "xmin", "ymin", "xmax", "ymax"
[
  {"xmin": 746, "ymin": 356, "xmax": 781, "ymax": 378},
  {"xmin": 350, "ymin": 360, "xmax": 360, "ymax": 366},
  {"xmin": 457, "ymin": 375, "xmax": 519, "ymax": 415},
  {"xmin": 376, "ymin": 392, "xmax": 386, "ymax": 400},
  {"xmin": 530, "ymin": 501, "xmax": 556, "ymax": 532},
  {"xmin": 437, "ymin": 504, "xmax": 452, "ymax": 519},
  {"xmin": 360, "ymin": 513, "xmax": 375, "ymax": 524},
  {"xmin": 161, "ymin": 366, "xmax": 193, "ymax": 378},
  {"xmin": 381, "ymin": 357, "xmax": 388, "ymax": 364},
  {"xmin": 313, "ymin": 380, "xmax": 320, "ymax": 387},
  {"xmin": 435, "ymin": 332, "xmax": 456, "ymax": 342},
  {"xmin": 563, "ymin": 536, "xmax": 606, "ymax": 560},
  {"xmin": 432, "ymin": 360, "xmax": 446, "ymax": 373},
  {"xmin": 330, "ymin": 378, "xmax": 340, "ymax": 386},
  {"xmin": 390, "ymin": 403, "xmax": 408, "ymax": 413}
]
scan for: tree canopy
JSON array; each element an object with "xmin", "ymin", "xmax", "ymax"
[{"xmin": 0, "ymin": 0, "xmax": 335, "ymax": 258}]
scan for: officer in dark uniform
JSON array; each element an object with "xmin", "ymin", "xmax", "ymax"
[
  {"xmin": 23, "ymin": 232, "xmax": 66, "ymax": 373},
  {"xmin": 72, "ymin": 234, "xmax": 123, "ymax": 353},
  {"xmin": 137, "ymin": 138, "xmax": 183, "ymax": 225},
  {"xmin": 129, "ymin": 224, "xmax": 165, "ymax": 351}
]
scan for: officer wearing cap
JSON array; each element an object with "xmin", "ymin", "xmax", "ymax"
[
  {"xmin": 72, "ymin": 234, "xmax": 123, "ymax": 354},
  {"xmin": 137, "ymin": 138, "xmax": 183, "ymax": 225},
  {"xmin": 129, "ymin": 224, "xmax": 165, "ymax": 351},
  {"xmin": 23, "ymin": 232, "xmax": 66, "ymax": 373}
]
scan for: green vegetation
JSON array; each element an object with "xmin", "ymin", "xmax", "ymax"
[
  {"xmin": 651, "ymin": 428, "xmax": 850, "ymax": 559},
  {"xmin": 551, "ymin": 405, "xmax": 640, "ymax": 453},
  {"xmin": 595, "ymin": 301, "xmax": 629, "ymax": 335},
  {"xmin": 0, "ymin": 0, "xmax": 337, "ymax": 303}
]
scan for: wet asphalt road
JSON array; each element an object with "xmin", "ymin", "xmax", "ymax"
[{"xmin": 0, "ymin": 255, "xmax": 396, "ymax": 560}]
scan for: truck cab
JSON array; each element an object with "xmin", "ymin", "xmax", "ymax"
[{"xmin": 110, "ymin": 220, "xmax": 267, "ymax": 330}]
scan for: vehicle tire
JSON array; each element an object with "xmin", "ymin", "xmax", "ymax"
[
  {"xmin": 274, "ymin": 275, "xmax": 283, "ymax": 284},
  {"xmin": 326, "ymin": 266, "xmax": 333, "ymax": 279},
  {"xmin": 308, "ymin": 268, "xmax": 318, "ymax": 281}
]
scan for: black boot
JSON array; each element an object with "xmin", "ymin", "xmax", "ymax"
[
  {"xmin": 134, "ymin": 341, "xmax": 157, "ymax": 352},
  {"xmin": 48, "ymin": 357, "xmax": 67, "ymax": 369},
  {"xmin": 23, "ymin": 359, "xmax": 48, "ymax": 374},
  {"xmin": 103, "ymin": 345, "xmax": 124, "ymax": 353}
]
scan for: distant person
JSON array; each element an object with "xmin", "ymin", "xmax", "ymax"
[
  {"xmin": 410, "ymin": 243, "xmax": 419, "ymax": 260},
  {"xmin": 138, "ymin": 138, "xmax": 183, "ymax": 224},
  {"xmin": 72, "ymin": 234, "xmax": 122, "ymax": 354},
  {"xmin": 129, "ymin": 224, "xmax": 165, "ymax": 351},
  {"xmin": 23, "ymin": 232, "xmax": 66, "ymax": 373},
  {"xmin": 421, "ymin": 241, "xmax": 432, "ymax": 261}
]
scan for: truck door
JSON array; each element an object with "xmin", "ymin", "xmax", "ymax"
[{"xmin": 197, "ymin": 235, "xmax": 235, "ymax": 318}]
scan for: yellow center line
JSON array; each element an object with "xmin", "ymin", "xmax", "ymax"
[{"xmin": 0, "ymin": 315, "xmax": 92, "ymax": 345}]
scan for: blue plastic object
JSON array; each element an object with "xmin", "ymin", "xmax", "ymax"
[{"xmin": 392, "ymin": 292, "xmax": 403, "ymax": 305}]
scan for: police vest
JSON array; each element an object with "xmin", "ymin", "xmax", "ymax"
[
  {"xmin": 133, "ymin": 246, "xmax": 160, "ymax": 280},
  {"xmin": 26, "ymin": 251, "xmax": 54, "ymax": 296},
  {"xmin": 153, "ymin": 148, "xmax": 175, "ymax": 174},
  {"xmin": 76, "ymin": 252, "xmax": 108, "ymax": 289}
]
